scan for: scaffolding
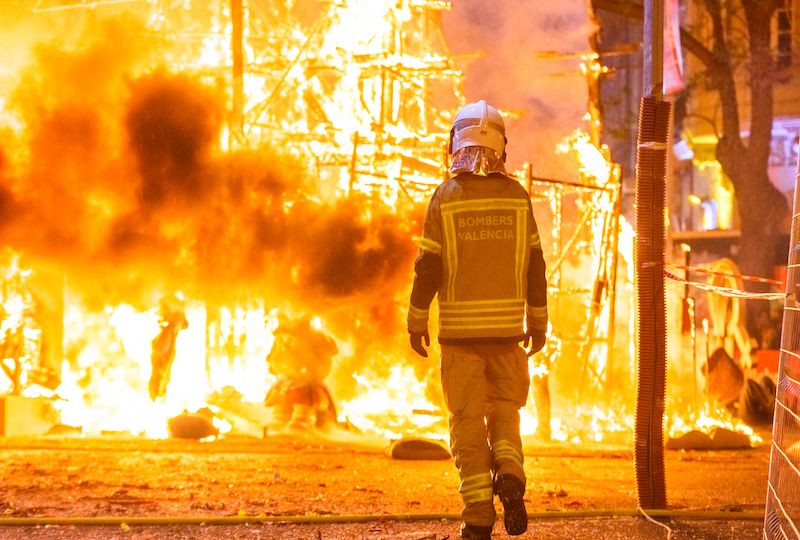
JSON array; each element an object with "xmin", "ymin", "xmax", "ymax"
[
  {"xmin": 764, "ymin": 147, "xmax": 800, "ymax": 539},
  {"xmin": 235, "ymin": 0, "xmax": 463, "ymax": 202},
  {"xmin": 31, "ymin": 0, "xmax": 464, "ymax": 203}
]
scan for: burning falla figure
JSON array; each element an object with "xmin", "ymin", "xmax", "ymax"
[
  {"xmin": 149, "ymin": 294, "xmax": 188, "ymax": 401},
  {"xmin": 264, "ymin": 316, "xmax": 338, "ymax": 432}
]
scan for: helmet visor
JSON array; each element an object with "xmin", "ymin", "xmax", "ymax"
[{"xmin": 450, "ymin": 146, "xmax": 507, "ymax": 177}]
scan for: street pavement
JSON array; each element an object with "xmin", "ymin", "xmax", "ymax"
[{"xmin": 0, "ymin": 434, "xmax": 771, "ymax": 539}]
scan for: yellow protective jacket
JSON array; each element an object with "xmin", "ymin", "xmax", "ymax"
[{"xmin": 407, "ymin": 172, "xmax": 547, "ymax": 343}]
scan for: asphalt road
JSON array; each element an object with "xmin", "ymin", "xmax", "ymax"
[{"xmin": 0, "ymin": 433, "xmax": 771, "ymax": 539}]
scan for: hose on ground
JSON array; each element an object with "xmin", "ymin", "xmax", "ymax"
[{"xmin": 0, "ymin": 509, "xmax": 764, "ymax": 526}]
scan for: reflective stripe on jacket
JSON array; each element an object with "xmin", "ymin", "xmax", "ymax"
[{"xmin": 407, "ymin": 172, "xmax": 547, "ymax": 342}]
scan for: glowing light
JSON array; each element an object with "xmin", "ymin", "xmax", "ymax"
[{"xmin": 310, "ymin": 316, "xmax": 323, "ymax": 331}]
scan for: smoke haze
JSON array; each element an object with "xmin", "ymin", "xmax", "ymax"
[
  {"xmin": 0, "ymin": 16, "xmax": 416, "ymax": 313},
  {"xmin": 0, "ymin": 2, "xmax": 594, "ymax": 307},
  {"xmin": 442, "ymin": 0, "xmax": 593, "ymax": 179}
]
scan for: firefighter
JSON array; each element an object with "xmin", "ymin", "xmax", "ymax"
[{"xmin": 407, "ymin": 100, "xmax": 547, "ymax": 539}]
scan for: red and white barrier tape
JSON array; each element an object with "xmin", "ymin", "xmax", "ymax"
[
  {"xmin": 664, "ymin": 271, "xmax": 786, "ymax": 300},
  {"xmin": 664, "ymin": 262, "xmax": 785, "ymax": 287}
]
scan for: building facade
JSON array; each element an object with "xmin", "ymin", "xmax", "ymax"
[{"xmin": 595, "ymin": 0, "xmax": 797, "ymax": 272}]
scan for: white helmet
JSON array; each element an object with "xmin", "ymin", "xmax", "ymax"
[{"xmin": 449, "ymin": 100, "xmax": 506, "ymax": 157}]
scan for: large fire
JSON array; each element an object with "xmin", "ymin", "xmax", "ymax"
[
  {"xmin": 0, "ymin": 0, "xmax": 761, "ymax": 448},
  {"xmin": 0, "ymin": 0, "xmax": 458, "ymax": 442}
]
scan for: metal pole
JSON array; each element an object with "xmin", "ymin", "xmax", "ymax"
[{"xmin": 643, "ymin": 0, "xmax": 664, "ymax": 98}]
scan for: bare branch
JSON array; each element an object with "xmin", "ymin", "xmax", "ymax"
[{"xmin": 698, "ymin": 0, "xmax": 743, "ymax": 155}]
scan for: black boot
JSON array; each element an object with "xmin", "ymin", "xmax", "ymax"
[
  {"xmin": 460, "ymin": 523, "xmax": 493, "ymax": 540},
  {"xmin": 495, "ymin": 474, "xmax": 528, "ymax": 535}
]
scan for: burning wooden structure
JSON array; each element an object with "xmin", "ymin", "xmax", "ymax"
[{"xmin": 0, "ymin": 0, "xmax": 770, "ymax": 449}]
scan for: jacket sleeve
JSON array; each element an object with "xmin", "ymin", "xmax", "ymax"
[
  {"xmin": 526, "ymin": 208, "xmax": 548, "ymax": 332},
  {"xmin": 407, "ymin": 189, "xmax": 443, "ymax": 333}
]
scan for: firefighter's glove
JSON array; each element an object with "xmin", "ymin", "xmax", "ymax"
[
  {"xmin": 524, "ymin": 328, "xmax": 546, "ymax": 356},
  {"xmin": 409, "ymin": 330, "xmax": 430, "ymax": 358}
]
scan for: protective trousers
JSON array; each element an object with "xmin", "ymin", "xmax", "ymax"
[{"xmin": 440, "ymin": 342, "xmax": 530, "ymax": 527}]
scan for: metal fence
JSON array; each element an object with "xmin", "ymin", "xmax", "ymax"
[{"xmin": 765, "ymin": 158, "xmax": 800, "ymax": 539}]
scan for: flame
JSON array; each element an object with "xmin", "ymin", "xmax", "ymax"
[
  {"xmin": 55, "ymin": 298, "xmax": 282, "ymax": 438},
  {"xmin": 668, "ymin": 403, "xmax": 764, "ymax": 447},
  {"xmin": 57, "ymin": 301, "xmax": 164, "ymax": 436},
  {"xmin": 0, "ymin": 2, "xmax": 749, "ymax": 450},
  {"xmin": 0, "ymin": 251, "xmax": 43, "ymax": 397},
  {"xmin": 340, "ymin": 364, "xmax": 444, "ymax": 440},
  {"xmin": 556, "ymin": 129, "xmax": 613, "ymax": 187},
  {"xmin": 520, "ymin": 406, "xmax": 634, "ymax": 445},
  {"xmin": 232, "ymin": 0, "xmax": 458, "ymax": 206}
]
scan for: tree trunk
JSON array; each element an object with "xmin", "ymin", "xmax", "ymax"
[
  {"xmin": 718, "ymin": 0, "xmax": 787, "ymax": 337},
  {"xmin": 721, "ymin": 151, "xmax": 789, "ymax": 334},
  {"xmin": 737, "ymin": 188, "xmax": 787, "ymax": 281}
]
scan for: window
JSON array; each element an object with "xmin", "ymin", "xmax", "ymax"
[{"xmin": 776, "ymin": 0, "xmax": 794, "ymax": 69}]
